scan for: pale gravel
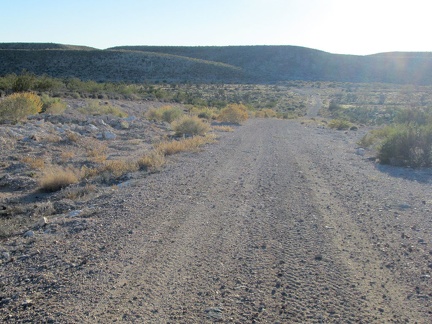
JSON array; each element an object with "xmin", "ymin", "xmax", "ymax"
[{"xmin": 1, "ymin": 119, "xmax": 431, "ymax": 323}]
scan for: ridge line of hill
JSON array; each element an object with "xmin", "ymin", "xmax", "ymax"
[{"xmin": 1, "ymin": 43, "xmax": 432, "ymax": 84}]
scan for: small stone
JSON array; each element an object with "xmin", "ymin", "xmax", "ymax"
[
  {"xmin": 205, "ymin": 307, "xmax": 223, "ymax": 320},
  {"xmin": 23, "ymin": 230, "xmax": 34, "ymax": 238},
  {"xmin": 356, "ymin": 148, "xmax": 365, "ymax": 156},
  {"xmin": 34, "ymin": 217, "xmax": 48, "ymax": 229},
  {"xmin": 68, "ymin": 210, "xmax": 82, "ymax": 218},
  {"xmin": 2, "ymin": 252, "xmax": 11, "ymax": 261},
  {"xmin": 398, "ymin": 203, "xmax": 411, "ymax": 209},
  {"xmin": 102, "ymin": 131, "xmax": 117, "ymax": 140}
]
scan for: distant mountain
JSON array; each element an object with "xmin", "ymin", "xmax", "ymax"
[
  {"xmin": 0, "ymin": 42, "xmax": 97, "ymax": 51},
  {"xmin": 1, "ymin": 43, "xmax": 432, "ymax": 84}
]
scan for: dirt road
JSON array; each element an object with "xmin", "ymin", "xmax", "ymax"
[{"xmin": 1, "ymin": 119, "xmax": 431, "ymax": 323}]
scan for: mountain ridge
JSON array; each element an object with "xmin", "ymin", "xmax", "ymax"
[{"xmin": 1, "ymin": 43, "xmax": 432, "ymax": 84}]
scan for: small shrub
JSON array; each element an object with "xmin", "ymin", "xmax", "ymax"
[
  {"xmin": 61, "ymin": 183, "xmax": 97, "ymax": 200},
  {"xmin": 78, "ymin": 100, "xmax": 127, "ymax": 117},
  {"xmin": 60, "ymin": 151, "xmax": 75, "ymax": 162},
  {"xmin": 101, "ymin": 159, "xmax": 139, "ymax": 178},
  {"xmin": 146, "ymin": 106, "xmax": 183, "ymax": 123},
  {"xmin": 261, "ymin": 108, "xmax": 278, "ymax": 118},
  {"xmin": 378, "ymin": 124, "xmax": 432, "ymax": 167},
  {"xmin": 21, "ymin": 156, "xmax": 45, "ymax": 170},
  {"xmin": 328, "ymin": 119, "xmax": 352, "ymax": 130},
  {"xmin": 137, "ymin": 150, "xmax": 166, "ymax": 171},
  {"xmin": 218, "ymin": 104, "xmax": 248, "ymax": 124},
  {"xmin": 82, "ymin": 138, "xmax": 108, "ymax": 162},
  {"xmin": 190, "ymin": 107, "xmax": 217, "ymax": 120},
  {"xmin": 65, "ymin": 130, "xmax": 80, "ymax": 142},
  {"xmin": 0, "ymin": 92, "xmax": 42, "ymax": 123},
  {"xmin": 171, "ymin": 115, "xmax": 210, "ymax": 136},
  {"xmin": 162, "ymin": 107, "xmax": 183, "ymax": 123},
  {"xmin": 39, "ymin": 166, "xmax": 80, "ymax": 192},
  {"xmin": 41, "ymin": 94, "xmax": 67, "ymax": 115},
  {"xmin": 155, "ymin": 134, "xmax": 216, "ymax": 156}
]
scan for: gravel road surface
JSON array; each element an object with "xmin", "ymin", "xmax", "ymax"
[{"xmin": 1, "ymin": 119, "xmax": 431, "ymax": 323}]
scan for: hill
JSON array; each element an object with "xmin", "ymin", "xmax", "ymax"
[
  {"xmin": 1, "ymin": 43, "xmax": 432, "ymax": 84},
  {"xmin": 0, "ymin": 42, "xmax": 97, "ymax": 51},
  {"xmin": 111, "ymin": 45, "xmax": 432, "ymax": 84},
  {"xmin": 0, "ymin": 46, "xmax": 243, "ymax": 83}
]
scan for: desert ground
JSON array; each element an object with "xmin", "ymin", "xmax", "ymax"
[{"xmin": 0, "ymin": 98, "xmax": 431, "ymax": 323}]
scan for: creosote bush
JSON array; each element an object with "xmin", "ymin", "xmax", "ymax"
[
  {"xmin": 171, "ymin": 115, "xmax": 210, "ymax": 136},
  {"xmin": 0, "ymin": 92, "xmax": 42, "ymax": 123},
  {"xmin": 377, "ymin": 124, "xmax": 432, "ymax": 167},
  {"xmin": 360, "ymin": 107, "xmax": 432, "ymax": 167},
  {"xmin": 218, "ymin": 104, "xmax": 248, "ymax": 124}
]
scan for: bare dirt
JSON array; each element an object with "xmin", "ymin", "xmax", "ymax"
[{"xmin": 1, "ymin": 118, "xmax": 431, "ymax": 323}]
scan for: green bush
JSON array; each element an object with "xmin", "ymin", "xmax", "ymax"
[
  {"xmin": 146, "ymin": 106, "xmax": 183, "ymax": 123},
  {"xmin": 328, "ymin": 119, "xmax": 352, "ymax": 130},
  {"xmin": 162, "ymin": 107, "xmax": 183, "ymax": 123},
  {"xmin": 0, "ymin": 92, "xmax": 43, "ymax": 123},
  {"xmin": 378, "ymin": 124, "xmax": 432, "ymax": 167},
  {"xmin": 12, "ymin": 71, "xmax": 36, "ymax": 92},
  {"xmin": 41, "ymin": 94, "xmax": 67, "ymax": 114},
  {"xmin": 171, "ymin": 115, "xmax": 210, "ymax": 136}
]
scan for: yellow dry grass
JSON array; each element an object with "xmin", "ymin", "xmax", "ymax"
[
  {"xmin": 39, "ymin": 166, "xmax": 80, "ymax": 192},
  {"xmin": 155, "ymin": 134, "xmax": 217, "ymax": 156},
  {"xmin": 137, "ymin": 150, "xmax": 166, "ymax": 171},
  {"xmin": 21, "ymin": 156, "xmax": 45, "ymax": 170},
  {"xmin": 101, "ymin": 159, "xmax": 139, "ymax": 178},
  {"xmin": 212, "ymin": 125, "xmax": 234, "ymax": 132}
]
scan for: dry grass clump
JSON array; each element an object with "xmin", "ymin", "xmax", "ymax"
[
  {"xmin": 155, "ymin": 134, "xmax": 216, "ymax": 156},
  {"xmin": 60, "ymin": 150, "xmax": 75, "ymax": 162},
  {"xmin": 137, "ymin": 150, "xmax": 166, "ymax": 171},
  {"xmin": 255, "ymin": 108, "xmax": 278, "ymax": 118},
  {"xmin": 212, "ymin": 125, "xmax": 234, "ymax": 132},
  {"xmin": 39, "ymin": 166, "xmax": 80, "ymax": 192},
  {"xmin": 81, "ymin": 138, "xmax": 108, "ymax": 162},
  {"xmin": 171, "ymin": 115, "xmax": 210, "ymax": 136},
  {"xmin": 65, "ymin": 130, "xmax": 80, "ymax": 142},
  {"xmin": 101, "ymin": 159, "xmax": 139, "ymax": 178},
  {"xmin": 217, "ymin": 104, "xmax": 248, "ymax": 124},
  {"xmin": 80, "ymin": 165, "xmax": 100, "ymax": 179},
  {"xmin": 61, "ymin": 183, "xmax": 97, "ymax": 200},
  {"xmin": 21, "ymin": 156, "xmax": 45, "ymax": 170}
]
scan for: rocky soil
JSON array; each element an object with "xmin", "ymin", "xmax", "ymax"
[{"xmin": 1, "ymin": 117, "xmax": 431, "ymax": 323}]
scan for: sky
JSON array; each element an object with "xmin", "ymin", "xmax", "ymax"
[{"xmin": 0, "ymin": 0, "xmax": 430, "ymax": 55}]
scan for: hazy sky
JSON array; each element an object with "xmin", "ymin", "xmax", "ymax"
[{"xmin": 1, "ymin": 0, "xmax": 430, "ymax": 55}]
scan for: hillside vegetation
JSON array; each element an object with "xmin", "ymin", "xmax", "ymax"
[{"xmin": 1, "ymin": 43, "xmax": 432, "ymax": 84}]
